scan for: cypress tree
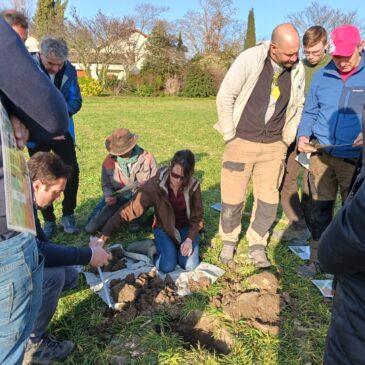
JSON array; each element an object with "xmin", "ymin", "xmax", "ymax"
[
  {"xmin": 33, "ymin": 0, "xmax": 67, "ymax": 37},
  {"xmin": 244, "ymin": 8, "xmax": 256, "ymax": 50}
]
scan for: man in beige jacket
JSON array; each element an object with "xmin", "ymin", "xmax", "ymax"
[{"xmin": 216, "ymin": 23, "xmax": 305, "ymax": 267}]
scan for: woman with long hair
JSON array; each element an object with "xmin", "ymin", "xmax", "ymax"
[{"xmin": 100, "ymin": 149, "xmax": 204, "ymax": 273}]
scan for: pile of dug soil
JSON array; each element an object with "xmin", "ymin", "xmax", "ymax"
[
  {"xmin": 90, "ymin": 246, "xmax": 127, "ymax": 273},
  {"xmin": 109, "ymin": 271, "xmax": 179, "ymax": 319},
  {"xmin": 210, "ymin": 271, "xmax": 289, "ymax": 335}
]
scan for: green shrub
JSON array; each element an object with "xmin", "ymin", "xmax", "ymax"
[
  {"xmin": 136, "ymin": 84, "xmax": 154, "ymax": 97},
  {"xmin": 78, "ymin": 77, "xmax": 103, "ymax": 96},
  {"xmin": 127, "ymin": 72, "xmax": 165, "ymax": 96},
  {"xmin": 182, "ymin": 65, "xmax": 216, "ymax": 97}
]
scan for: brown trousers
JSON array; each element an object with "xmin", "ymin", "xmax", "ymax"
[
  {"xmin": 308, "ymin": 153, "xmax": 357, "ymax": 262},
  {"xmin": 219, "ymin": 138, "xmax": 287, "ymax": 247},
  {"xmin": 279, "ymin": 142, "xmax": 311, "ymax": 229}
]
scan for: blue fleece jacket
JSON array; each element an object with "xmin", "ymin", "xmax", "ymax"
[
  {"xmin": 297, "ymin": 54, "xmax": 365, "ymax": 158},
  {"xmin": 28, "ymin": 55, "xmax": 82, "ymax": 148}
]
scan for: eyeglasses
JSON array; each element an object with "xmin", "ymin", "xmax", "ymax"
[
  {"xmin": 304, "ymin": 48, "xmax": 325, "ymax": 57},
  {"xmin": 170, "ymin": 171, "xmax": 184, "ymax": 180}
]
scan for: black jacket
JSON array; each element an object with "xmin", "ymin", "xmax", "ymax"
[
  {"xmin": 318, "ymin": 107, "xmax": 365, "ymax": 365},
  {"xmin": 35, "ymin": 208, "xmax": 91, "ymax": 267},
  {"xmin": 0, "ymin": 18, "xmax": 68, "ymax": 238}
]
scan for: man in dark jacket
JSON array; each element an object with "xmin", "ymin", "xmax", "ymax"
[
  {"xmin": 0, "ymin": 18, "xmax": 69, "ymax": 365},
  {"xmin": 23, "ymin": 152, "xmax": 111, "ymax": 365},
  {"xmin": 28, "ymin": 36, "xmax": 82, "ymax": 239},
  {"xmin": 318, "ymin": 106, "xmax": 365, "ymax": 365}
]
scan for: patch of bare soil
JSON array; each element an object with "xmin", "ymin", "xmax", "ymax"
[
  {"xmin": 211, "ymin": 271, "xmax": 288, "ymax": 335},
  {"xmin": 171, "ymin": 310, "xmax": 233, "ymax": 355}
]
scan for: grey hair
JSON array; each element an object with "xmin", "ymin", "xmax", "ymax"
[{"xmin": 40, "ymin": 36, "xmax": 69, "ymax": 60}]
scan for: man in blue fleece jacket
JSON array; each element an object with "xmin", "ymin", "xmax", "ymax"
[
  {"xmin": 297, "ymin": 25, "xmax": 365, "ymax": 277},
  {"xmin": 23, "ymin": 152, "xmax": 111, "ymax": 365}
]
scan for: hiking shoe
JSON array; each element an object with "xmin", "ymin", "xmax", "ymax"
[
  {"xmin": 248, "ymin": 246, "xmax": 271, "ymax": 268},
  {"xmin": 126, "ymin": 239, "xmax": 157, "ymax": 260},
  {"xmin": 219, "ymin": 241, "xmax": 236, "ymax": 264},
  {"xmin": 23, "ymin": 335, "xmax": 75, "ymax": 364},
  {"xmin": 60, "ymin": 214, "xmax": 79, "ymax": 234},
  {"xmin": 272, "ymin": 225, "xmax": 310, "ymax": 243},
  {"xmin": 43, "ymin": 221, "xmax": 56, "ymax": 240},
  {"xmin": 297, "ymin": 262, "xmax": 322, "ymax": 278}
]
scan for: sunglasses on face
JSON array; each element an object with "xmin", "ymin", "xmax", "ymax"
[{"xmin": 170, "ymin": 171, "xmax": 184, "ymax": 180}]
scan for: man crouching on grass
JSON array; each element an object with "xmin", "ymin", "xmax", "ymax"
[{"xmin": 23, "ymin": 152, "xmax": 111, "ymax": 365}]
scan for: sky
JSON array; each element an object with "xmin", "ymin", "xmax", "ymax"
[{"xmin": 66, "ymin": 0, "xmax": 365, "ymax": 40}]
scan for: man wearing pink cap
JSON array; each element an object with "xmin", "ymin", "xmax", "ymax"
[{"xmin": 297, "ymin": 25, "xmax": 365, "ymax": 277}]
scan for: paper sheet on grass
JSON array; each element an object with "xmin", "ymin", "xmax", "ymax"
[
  {"xmin": 311, "ymin": 279, "xmax": 333, "ymax": 298},
  {"xmin": 211, "ymin": 202, "xmax": 222, "ymax": 212},
  {"xmin": 81, "ymin": 242, "xmax": 225, "ymax": 306},
  {"xmin": 288, "ymin": 245, "xmax": 310, "ymax": 260}
]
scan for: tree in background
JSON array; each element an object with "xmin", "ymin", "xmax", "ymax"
[
  {"xmin": 286, "ymin": 1, "xmax": 365, "ymax": 34},
  {"xmin": 33, "ymin": 0, "xmax": 67, "ymax": 37},
  {"xmin": 134, "ymin": 20, "xmax": 186, "ymax": 95},
  {"xmin": 243, "ymin": 8, "xmax": 256, "ymax": 50},
  {"xmin": 177, "ymin": 0, "xmax": 244, "ymax": 55}
]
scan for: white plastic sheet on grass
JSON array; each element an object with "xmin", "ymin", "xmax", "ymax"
[{"xmin": 80, "ymin": 241, "xmax": 225, "ymax": 307}]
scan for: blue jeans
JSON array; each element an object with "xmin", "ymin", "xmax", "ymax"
[
  {"xmin": 85, "ymin": 196, "xmax": 129, "ymax": 234},
  {"xmin": 0, "ymin": 233, "xmax": 44, "ymax": 365},
  {"xmin": 30, "ymin": 266, "xmax": 78, "ymax": 341},
  {"xmin": 153, "ymin": 226, "xmax": 200, "ymax": 273}
]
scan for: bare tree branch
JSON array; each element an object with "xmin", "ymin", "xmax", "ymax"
[
  {"xmin": 286, "ymin": 1, "xmax": 365, "ymax": 35},
  {"xmin": 176, "ymin": 0, "xmax": 244, "ymax": 55}
]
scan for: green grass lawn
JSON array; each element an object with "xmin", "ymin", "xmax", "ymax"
[{"xmin": 48, "ymin": 96, "xmax": 331, "ymax": 364}]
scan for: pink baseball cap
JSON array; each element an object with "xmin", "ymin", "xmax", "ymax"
[{"xmin": 329, "ymin": 25, "xmax": 361, "ymax": 57}]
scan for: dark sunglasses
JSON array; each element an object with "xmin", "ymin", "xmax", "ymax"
[{"xmin": 170, "ymin": 171, "xmax": 184, "ymax": 180}]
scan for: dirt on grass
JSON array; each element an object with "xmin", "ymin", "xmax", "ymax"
[
  {"xmin": 90, "ymin": 246, "xmax": 127, "ymax": 273},
  {"xmin": 109, "ymin": 271, "xmax": 179, "ymax": 317},
  {"xmin": 211, "ymin": 271, "xmax": 289, "ymax": 335}
]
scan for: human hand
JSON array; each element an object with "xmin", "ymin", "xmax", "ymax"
[
  {"xmin": 10, "ymin": 114, "xmax": 29, "ymax": 150},
  {"xmin": 89, "ymin": 236, "xmax": 105, "ymax": 248},
  {"xmin": 352, "ymin": 132, "xmax": 363, "ymax": 147},
  {"xmin": 180, "ymin": 238, "xmax": 193, "ymax": 257},
  {"xmin": 99, "ymin": 234, "xmax": 109, "ymax": 243},
  {"xmin": 297, "ymin": 136, "xmax": 317, "ymax": 153},
  {"xmin": 105, "ymin": 196, "xmax": 117, "ymax": 206},
  {"xmin": 90, "ymin": 246, "xmax": 112, "ymax": 267}
]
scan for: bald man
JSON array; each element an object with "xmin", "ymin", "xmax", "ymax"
[{"xmin": 215, "ymin": 23, "xmax": 305, "ymax": 267}]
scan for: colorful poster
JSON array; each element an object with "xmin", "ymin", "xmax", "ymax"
[{"xmin": 0, "ymin": 104, "xmax": 36, "ymax": 235}]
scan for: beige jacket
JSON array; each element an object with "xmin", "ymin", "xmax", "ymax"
[{"xmin": 215, "ymin": 41, "xmax": 305, "ymax": 145}]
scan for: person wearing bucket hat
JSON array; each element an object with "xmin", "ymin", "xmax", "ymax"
[
  {"xmin": 85, "ymin": 128, "xmax": 157, "ymax": 234},
  {"xmin": 297, "ymin": 24, "xmax": 365, "ymax": 277}
]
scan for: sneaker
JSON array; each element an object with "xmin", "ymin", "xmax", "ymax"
[
  {"xmin": 248, "ymin": 246, "xmax": 271, "ymax": 268},
  {"xmin": 272, "ymin": 224, "xmax": 310, "ymax": 243},
  {"xmin": 23, "ymin": 335, "xmax": 75, "ymax": 364},
  {"xmin": 126, "ymin": 239, "xmax": 157, "ymax": 260},
  {"xmin": 60, "ymin": 214, "xmax": 79, "ymax": 234},
  {"xmin": 43, "ymin": 221, "xmax": 56, "ymax": 240},
  {"xmin": 219, "ymin": 241, "xmax": 236, "ymax": 264},
  {"xmin": 297, "ymin": 262, "xmax": 322, "ymax": 278}
]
